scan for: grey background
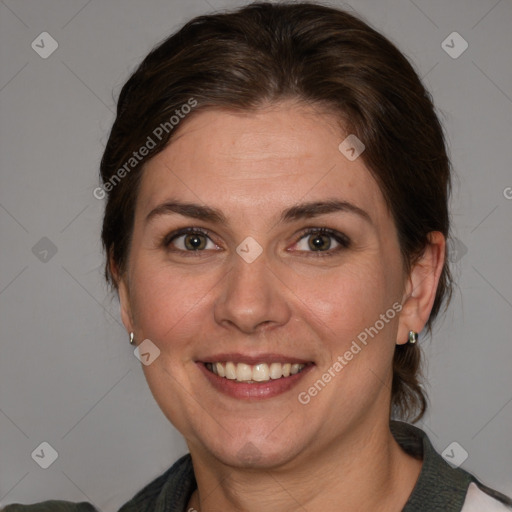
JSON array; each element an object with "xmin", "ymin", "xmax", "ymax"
[{"xmin": 0, "ymin": 0, "xmax": 511, "ymax": 510}]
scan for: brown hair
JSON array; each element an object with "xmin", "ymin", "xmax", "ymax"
[{"xmin": 99, "ymin": 1, "xmax": 453, "ymax": 422}]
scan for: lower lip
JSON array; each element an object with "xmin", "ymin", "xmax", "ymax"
[{"xmin": 197, "ymin": 362, "xmax": 314, "ymax": 400}]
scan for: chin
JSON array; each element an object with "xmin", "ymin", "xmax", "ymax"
[{"xmin": 200, "ymin": 430, "xmax": 305, "ymax": 470}]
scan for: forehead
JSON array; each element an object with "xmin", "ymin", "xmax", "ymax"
[{"xmin": 136, "ymin": 103, "xmax": 388, "ymax": 225}]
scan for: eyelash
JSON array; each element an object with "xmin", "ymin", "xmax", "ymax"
[{"xmin": 162, "ymin": 226, "xmax": 351, "ymax": 258}]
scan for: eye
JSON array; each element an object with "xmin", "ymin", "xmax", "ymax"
[
  {"xmin": 292, "ymin": 227, "xmax": 350, "ymax": 256},
  {"xmin": 164, "ymin": 227, "xmax": 219, "ymax": 255},
  {"xmin": 162, "ymin": 226, "xmax": 350, "ymax": 257}
]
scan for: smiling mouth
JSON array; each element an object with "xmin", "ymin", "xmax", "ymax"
[{"xmin": 204, "ymin": 361, "xmax": 309, "ymax": 383}]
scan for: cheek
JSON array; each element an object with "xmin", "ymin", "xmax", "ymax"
[
  {"xmin": 291, "ymin": 259, "xmax": 392, "ymax": 339},
  {"xmin": 128, "ymin": 255, "xmax": 226, "ymax": 349},
  {"xmin": 128, "ymin": 242, "xmax": 401, "ymax": 357}
]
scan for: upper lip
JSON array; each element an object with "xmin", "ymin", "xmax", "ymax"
[{"xmin": 198, "ymin": 353, "xmax": 313, "ymax": 365}]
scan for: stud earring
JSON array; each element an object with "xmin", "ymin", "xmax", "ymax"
[
  {"xmin": 408, "ymin": 330, "xmax": 418, "ymax": 344},
  {"xmin": 129, "ymin": 332, "xmax": 135, "ymax": 345}
]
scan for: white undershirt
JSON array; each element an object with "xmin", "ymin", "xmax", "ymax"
[{"xmin": 461, "ymin": 482, "xmax": 511, "ymax": 511}]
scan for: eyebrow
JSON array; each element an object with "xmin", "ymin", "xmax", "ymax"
[{"xmin": 145, "ymin": 198, "xmax": 372, "ymax": 226}]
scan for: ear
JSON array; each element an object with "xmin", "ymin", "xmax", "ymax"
[
  {"xmin": 110, "ymin": 254, "xmax": 135, "ymax": 334},
  {"xmin": 397, "ymin": 231, "xmax": 446, "ymax": 345}
]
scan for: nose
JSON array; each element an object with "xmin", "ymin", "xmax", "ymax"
[{"xmin": 213, "ymin": 249, "xmax": 291, "ymax": 334}]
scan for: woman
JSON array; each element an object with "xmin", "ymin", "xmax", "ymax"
[{"xmin": 4, "ymin": 2, "xmax": 511, "ymax": 511}]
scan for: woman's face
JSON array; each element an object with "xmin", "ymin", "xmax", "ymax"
[{"xmin": 118, "ymin": 102, "xmax": 418, "ymax": 469}]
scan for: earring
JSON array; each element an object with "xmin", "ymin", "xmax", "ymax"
[
  {"xmin": 129, "ymin": 332, "xmax": 135, "ymax": 345},
  {"xmin": 408, "ymin": 330, "xmax": 418, "ymax": 344}
]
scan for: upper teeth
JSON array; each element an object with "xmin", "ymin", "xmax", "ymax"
[{"xmin": 206, "ymin": 362, "xmax": 306, "ymax": 382}]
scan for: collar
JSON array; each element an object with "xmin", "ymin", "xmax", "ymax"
[{"xmin": 390, "ymin": 420, "xmax": 473, "ymax": 511}]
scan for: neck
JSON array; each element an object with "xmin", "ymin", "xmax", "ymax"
[{"xmin": 187, "ymin": 418, "xmax": 422, "ymax": 512}]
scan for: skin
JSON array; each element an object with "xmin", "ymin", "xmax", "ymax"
[{"xmin": 114, "ymin": 100, "xmax": 445, "ymax": 511}]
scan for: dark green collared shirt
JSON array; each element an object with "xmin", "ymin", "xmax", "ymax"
[{"xmin": 3, "ymin": 421, "xmax": 511, "ymax": 511}]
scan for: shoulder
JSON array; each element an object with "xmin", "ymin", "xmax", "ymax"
[
  {"xmin": 461, "ymin": 482, "xmax": 512, "ymax": 511},
  {"xmin": 390, "ymin": 421, "xmax": 512, "ymax": 512},
  {"xmin": 1, "ymin": 501, "xmax": 97, "ymax": 511},
  {"xmin": 2, "ymin": 454, "xmax": 195, "ymax": 512}
]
